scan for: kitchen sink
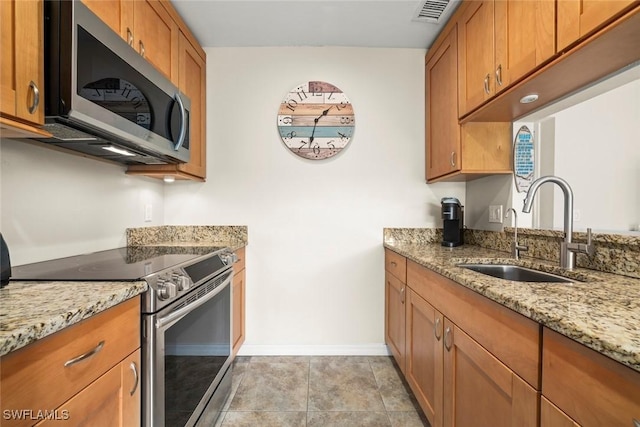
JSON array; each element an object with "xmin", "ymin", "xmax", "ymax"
[{"xmin": 458, "ymin": 264, "xmax": 575, "ymax": 283}]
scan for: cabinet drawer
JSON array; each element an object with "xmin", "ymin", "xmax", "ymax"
[
  {"xmin": 407, "ymin": 260, "xmax": 540, "ymax": 388},
  {"xmin": 542, "ymin": 328, "xmax": 640, "ymax": 427},
  {"xmin": 385, "ymin": 249, "xmax": 406, "ymax": 283},
  {"xmin": 234, "ymin": 246, "xmax": 246, "ymax": 273},
  {"xmin": 1, "ymin": 297, "xmax": 140, "ymax": 426}
]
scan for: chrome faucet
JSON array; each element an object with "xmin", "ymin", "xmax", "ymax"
[
  {"xmin": 505, "ymin": 208, "xmax": 528, "ymax": 260},
  {"xmin": 522, "ymin": 175, "xmax": 594, "ymax": 269}
]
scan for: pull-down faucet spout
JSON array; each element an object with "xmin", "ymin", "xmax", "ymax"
[{"xmin": 522, "ymin": 176, "xmax": 576, "ymax": 269}]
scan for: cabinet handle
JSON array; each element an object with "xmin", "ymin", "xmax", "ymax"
[
  {"xmin": 27, "ymin": 81, "xmax": 39, "ymax": 114},
  {"xmin": 139, "ymin": 40, "xmax": 145, "ymax": 58},
  {"xmin": 390, "ymin": 261, "xmax": 397, "ymax": 267},
  {"xmin": 496, "ymin": 64, "xmax": 503, "ymax": 87},
  {"xmin": 444, "ymin": 327, "xmax": 452, "ymax": 351},
  {"xmin": 633, "ymin": 419, "xmax": 640, "ymax": 427},
  {"xmin": 129, "ymin": 361, "xmax": 139, "ymax": 396},
  {"xmin": 64, "ymin": 340, "xmax": 105, "ymax": 367},
  {"xmin": 400, "ymin": 286, "xmax": 405, "ymax": 304},
  {"xmin": 450, "ymin": 151, "xmax": 456, "ymax": 167},
  {"xmin": 434, "ymin": 317, "xmax": 442, "ymax": 341},
  {"xmin": 483, "ymin": 73, "xmax": 491, "ymax": 94},
  {"xmin": 127, "ymin": 28, "xmax": 133, "ymax": 46}
]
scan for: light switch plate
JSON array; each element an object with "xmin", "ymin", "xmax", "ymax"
[
  {"xmin": 144, "ymin": 204, "xmax": 153, "ymax": 222},
  {"xmin": 489, "ymin": 205, "xmax": 503, "ymax": 223}
]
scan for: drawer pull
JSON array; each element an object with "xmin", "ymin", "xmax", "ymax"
[
  {"xmin": 434, "ymin": 317, "xmax": 442, "ymax": 341},
  {"xmin": 129, "ymin": 361, "xmax": 139, "ymax": 396},
  {"xmin": 444, "ymin": 327, "xmax": 452, "ymax": 351},
  {"xmin": 390, "ymin": 261, "xmax": 397, "ymax": 267},
  {"xmin": 64, "ymin": 340, "xmax": 105, "ymax": 367}
]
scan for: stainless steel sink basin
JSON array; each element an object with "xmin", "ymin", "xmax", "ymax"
[{"xmin": 458, "ymin": 264, "xmax": 574, "ymax": 283}]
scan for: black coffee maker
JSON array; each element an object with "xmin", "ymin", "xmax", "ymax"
[{"xmin": 441, "ymin": 197, "xmax": 464, "ymax": 247}]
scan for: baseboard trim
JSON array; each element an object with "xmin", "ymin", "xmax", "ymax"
[{"xmin": 236, "ymin": 344, "xmax": 391, "ymax": 356}]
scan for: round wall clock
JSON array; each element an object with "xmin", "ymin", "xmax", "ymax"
[{"xmin": 277, "ymin": 81, "xmax": 355, "ymax": 160}]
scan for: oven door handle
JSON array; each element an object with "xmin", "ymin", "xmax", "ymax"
[{"xmin": 156, "ymin": 272, "xmax": 232, "ymax": 330}]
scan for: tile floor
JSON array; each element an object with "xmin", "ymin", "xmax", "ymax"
[{"xmin": 214, "ymin": 356, "xmax": 430, "ymax": 427}]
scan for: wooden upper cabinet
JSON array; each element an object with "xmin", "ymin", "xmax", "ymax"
[
  {"xmin": 132, "ymin": 0, "xmax": 178, "ymax": 83},
  {"xmin": 557, "ymin": 0, "xmax": 638, "ymax": 51},
  {"xmin": 494, "ymin": 0, "xmax": 555, "ymax": 91},
  {"xmin": 81, "ymin": 0, "xmax": 178, "ymax": 83},
  {"xmin": 458, "ymin": 0, "xmax": 495, "ymax": 116},
  {"xmin": 81, "ymin": 0, "xmax": 131, "ymax": 40},
  {"xmin": 426, "ymin": 26, "xmax": 461, "ymax": 180},
  {"xmin": 458, "ymin": 0, "xmax": 556, "ymax": 116},
  {"xmin": 127, "ymin": 31, "xmax": 207, "ymax": 181},
  {"xmin": 0, "ymin": 0, "xmax": 49, "ymax": 138},
  {"xmin": 177, "ymin": 31, "xmax": 206, "ymax": 179}
]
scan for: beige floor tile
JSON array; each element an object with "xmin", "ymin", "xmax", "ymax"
[
  {"xmin": 229, "ymin": 362, "xmax": 309, "ymax": 411},
  {"xmin": 221, "ymin": 411, "xmax": 307, "ymax": 427},
  {"xmin": 307, "ymin": 411, "xmax": 392, "ymax": 427},
  {"xmin": 387, "ymin": 411, "xmax": 430, "ymax": 427},
  {"xmin": 371, "ymin": 360, "xmax": 419, "ymax": 411},
  {"xmin": 308, "ymin": 361, "xmax": 386, "ymax": 411}
]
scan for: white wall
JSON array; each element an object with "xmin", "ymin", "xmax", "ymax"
[
  {"xmin": 163, "ymin": 47, "xmax": 465, "ymax": 354},
  {"xmin": 0, "ymin": 139, "xmax": 165, "ymax": 265}
]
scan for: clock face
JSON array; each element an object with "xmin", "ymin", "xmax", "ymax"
[{"xmin": 277, "ymin": 81, "xmax": 355, "ymax": 160}]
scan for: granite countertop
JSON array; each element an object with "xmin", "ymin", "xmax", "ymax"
[
  {"xmin": 0, "ymin": 280, "xmax": 147, "ymax": 357},
  {"xmin": 384, "ymin": 239, "xmax": 640, "ymax": 373}
]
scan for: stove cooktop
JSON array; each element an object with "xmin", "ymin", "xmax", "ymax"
[{"xmin": 11, "ymin": 246, "xmax": 227, "ymax": 281}]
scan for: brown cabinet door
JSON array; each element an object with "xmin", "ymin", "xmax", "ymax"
[
  {"xmin": 425, "ymin": 25, "xmax": 460, "ymax": 181},
  {"xmin": 81, "ymin": 0, "xmax": 132, "ymax": 41},
  {"xmin": 405, "ymin": 289, "xmax": 444, "ymax": 427},
  {"xmin": 0, "ymin": 0, "xmax": 44, "ymax": 126},
  {"xmin": 177, "ymin": 31, "xmax": 207, "ymax": 179},
  {"xmin": 385, "ymin": 271, "xmax": 406, "ymax": 372},
  {"xmin": 121, "ymin": 349, "xmax": 141, "ymax": 427},
  {"xmin": 132, "ymin": 0, "xmax": 177, "ymax": 82},
  {"xmin": 542, "ymin": 328, "xmax": 640, "ymax": 427},
  {"xmin": 494, "ymin": 0, "xmax": 555, "ymax": 91},
  {"xmin": 232, "ymin": 268, "xmax": 246, "ymax": 355},
  {"xmin": 458, "ymin": 0, "xmax": 495, "ymax": 116},
  {"xmin": 540, "ymin": 397, "xmax": 579, "ymax": 427},
  {"xmin": 557, "ymin": 0, "xmax": 637, "ymax": 51},
  {"xmin": 443, "ymin": 320, "xmax": 538, "ymax": 427}
]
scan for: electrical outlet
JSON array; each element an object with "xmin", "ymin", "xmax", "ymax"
[
  {"xmin": 144, "ymin": 204, "xmax": 153, "ymax": 222},
  {"xmin": 489, "ymin": 205, "xmax": 503, "ymax": 223}
]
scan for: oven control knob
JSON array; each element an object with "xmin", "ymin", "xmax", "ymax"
[
  {"xmin": 175, "ymin": 275, "xmax": 189, "ymax": 291},
  {"xmin": 158, "ymin": 282, "xmax": 177, "ymax": 300},
  {"xmin": 221, "ymin": 252, "xmax": 238, "ymax": 265}
]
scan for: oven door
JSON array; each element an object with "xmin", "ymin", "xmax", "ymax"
[{"xmin": 143, "ymin": 270, "xmax": 233, "ymax": 427}]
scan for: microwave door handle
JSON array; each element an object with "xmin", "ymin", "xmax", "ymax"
[
  {"xmin": 174, "ymin": 92, "xmax": 187, "ymax": 151},
  {"xmin": 156, "ymin": 273, "xmax": 232, "ymax": 330}
]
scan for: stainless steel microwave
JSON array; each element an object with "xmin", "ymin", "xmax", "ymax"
[{"xmin": 39, "ymin": 0, "xmax": 191, "ymax": 165}]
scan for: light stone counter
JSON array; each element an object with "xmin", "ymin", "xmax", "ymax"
[
  {"xmin": 384, "ymin": 237, "xmax": 640, "ymax": 373},
  {"xmin": 0, "ymin": 281, "xmax": 147, "ymax": 357}
]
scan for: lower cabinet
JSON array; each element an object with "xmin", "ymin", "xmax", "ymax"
[
  {"xmin": 443, "ymin": 321, "xmax": 537, "ymax": 427},
  {"xmin": 541, "ymin": 328, "xmax": 640, "ymax": 427},
  {"xmin": 232, "ymin": 246, "xmax": 246, "ymax": 356},
  {"xmin": 385, "ymin": 249, "xmax": 640, "ymax": 426},
  {"xmin": 385, "ymin": 251, "xmax": 541, "ymax": 427},
  {"xmin": 0, "ymin": 297, "xmax": 141, "ymax": 427}
]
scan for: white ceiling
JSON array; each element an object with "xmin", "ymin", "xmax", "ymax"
[{"xmin": 170, "ymin": 0, "xmax": 460, "ymax": 49}]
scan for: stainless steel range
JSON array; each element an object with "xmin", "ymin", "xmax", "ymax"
[{"xmin": 12, "ymin": 245, "xmax": 237, "ymax": 427}]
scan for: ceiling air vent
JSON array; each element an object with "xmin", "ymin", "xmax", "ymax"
[{"xmin": 412, "ymin": 0, "xmax": 455, "ymax": 24}]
